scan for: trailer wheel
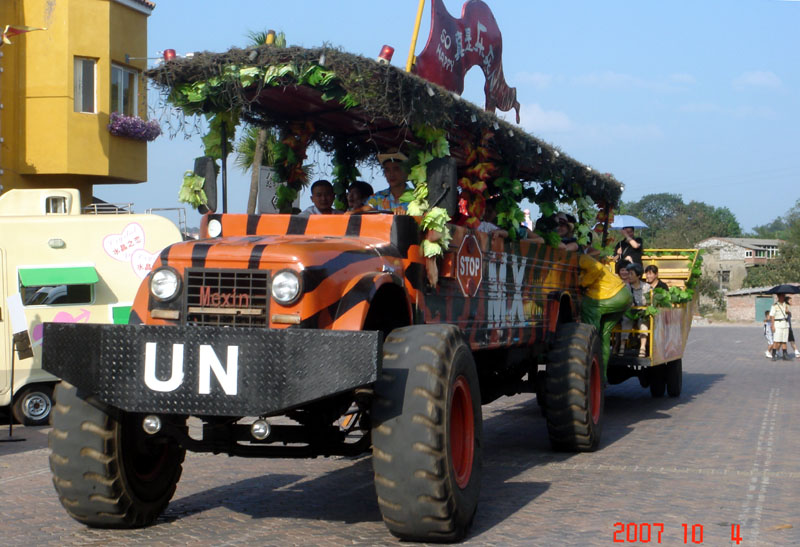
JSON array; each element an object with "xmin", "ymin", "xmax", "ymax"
[
  {"xmin": 545, "ymin": 323, "xmax": 604, "ymax": 452},
  {"xmin": 371, "ymin": 324, "xmax": 482, "ymax": 542},
  {"xmin": 12, "ymin": 384, "xmax": 54, "ymax": 426},
  {"xmin": 48, "ymin": 382, "xmax": 185, "ymax": 528},
  {"xmin": 649, "ymin": 367, "xmax": 666, "ymax": 398},
  {"xmin": 666, "ymin": 359, "xmax": 682, "ymax": 397}
]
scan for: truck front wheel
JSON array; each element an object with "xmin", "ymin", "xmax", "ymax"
[
  {"xmin": 48, "ymin": 382, "xmax": 185, "ymax": 528},
  {"xmin": 371, "ymin": 324, "xmax": 483, "ymax": 542},
  {"xmin": 545, "ymin": 323, "xmax": 604, "ymax": 451}
]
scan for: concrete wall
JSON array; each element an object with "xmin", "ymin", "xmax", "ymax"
[{"xmin": 728, "ymin": 294, "xmax": 799, "ymax": 322}]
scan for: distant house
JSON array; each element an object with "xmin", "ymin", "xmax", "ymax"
[{"xmin": 696, "ymin": 237, "xmax": 784, "ymax": 292}]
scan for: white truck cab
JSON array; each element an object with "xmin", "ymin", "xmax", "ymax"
[{"xmin": 0, "ymin": 188, "xmax": 183, "ymax": 425}]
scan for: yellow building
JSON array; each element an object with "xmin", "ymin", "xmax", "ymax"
[{"xmin": 0, "ymin": 0, "xmax": 154, "ymax": 205}]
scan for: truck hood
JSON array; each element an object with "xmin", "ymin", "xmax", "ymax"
[{"xmin": 159, "ymin": 234, "xmax": 394, "ymax": 271}]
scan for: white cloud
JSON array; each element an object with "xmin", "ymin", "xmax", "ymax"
[
  {"xmin": 515, "ymin": 71, "xmax": 555, "ymax": 89},
  {"xmin": 571, "ymin": 71, "xmax": 690, "ymax": 93},
  {"xmin": 733, "ymin": 70, "xmax": 782, "ymax": 89},
  {"xmin": 669, "ymin": 73, "xmax": 696, "ymax": 84},
  {"xmin": 677, "ymin": 102, "xmax": 725, "ymax": 114},
  {"xmin": 510, "ymin": 103, "xmax": 662, "ymax": 145},
  {"xmin": 516, "ymin": 103, "xmax": 574, "ymax": 133},
  {"xmin": 677, "ymin": 102, "xmax": 777, "ymax": 119},
  {"xmin": 731, "ymin": 105, "xmax": 778, "ymax": 120},
  {"xmin": 580, "ymin": 123, "xmax": 664, "ymax": 143}
]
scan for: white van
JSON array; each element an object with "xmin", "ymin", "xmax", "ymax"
[{"xmin": 0, "ymin": 189, "xmax": 183, "ymax": 425}]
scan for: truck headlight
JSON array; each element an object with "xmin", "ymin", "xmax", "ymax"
[
  {"xmin": 207, "ymin": 218, "xmax": 222, "ymax": 238},
  {"xmin": 272, "ymin": 270, "xmax": 301, "ymax": 305},
  {"xmin": 150, "ymin": 267, "xmax": 181, "ymax": 301}
]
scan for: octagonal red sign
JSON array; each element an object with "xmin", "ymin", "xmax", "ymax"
[{"xmin": 456, "ymin": 234, "xmax": 483, "ymax": 297}]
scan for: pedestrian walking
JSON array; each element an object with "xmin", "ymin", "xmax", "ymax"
[
  {"xmin": 786, "ymin": 296, "xmax": 800, "ymax": 358},
  {"xmin": 763, "ymin": 310, "xmax": 774, "ymax": 359},
  {"xmin": 769, "ymin": 293, "xmax": 792, "ymax": 361}
]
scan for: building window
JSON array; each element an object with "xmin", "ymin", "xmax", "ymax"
[
  {"xmin": 111, "ymin": 65, "xmax": 138, "ymax": 116},
  {"xmin": 719, "ymin": 270, "xmax": 731, "ymax": 289},
  {"xmin": 74, "ymin": 57, "xmax": 96, "ymax": 113},
  {"xmin": 745, "ymin": 250, "xmax": 753, "ymax": 258}
]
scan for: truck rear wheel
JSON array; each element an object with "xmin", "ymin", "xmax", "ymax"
[
  {"xmin": 666, "ymin": 359, "xmax": 682, "ymax": 397},
  {"xmin": 545, "ymin": 323, "xmax": 604, "ymax": 452},
  {"xmin": 48, "ymin": 382, "xmax": 185, "ymax": 528},
  {"xmin": 649, "ymin": 367, "xmax": 666, "ymax": 398},
  {"xmin": 371, "ymin": 325, "xmax": 482, "ymax": 542},
  {"xmin": 12, "ymin": 384, "xmax": 54, "ymax": 426}
]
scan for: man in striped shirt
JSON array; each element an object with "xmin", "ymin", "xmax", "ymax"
[{"xmin": 367, "ymin": 149, "xmax": 411, "ymax": 214}]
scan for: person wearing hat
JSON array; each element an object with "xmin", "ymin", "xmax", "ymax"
[
  {"xmin": 769, "ymin": 293, "xmax": 792, "ymax": 361},
  {"xmin": 555, "ymin": 212, "xmax": 579, "ymax": 251},
  {"xmin": 367, "ymin": 149, "xmax": 411, "ymax": 213},
  {"xmin": 613, "ymin": 226, "xmax": 644, "ymax": 274}
]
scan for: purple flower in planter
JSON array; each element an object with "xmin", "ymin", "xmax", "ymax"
[{"xmin": 107, "ymin": 112, "xmax": 162, "ymax": 142}]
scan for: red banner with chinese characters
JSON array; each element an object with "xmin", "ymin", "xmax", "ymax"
[{"xmin": 413, "ymin": 0, "xmax": 520, "ymax": 123}]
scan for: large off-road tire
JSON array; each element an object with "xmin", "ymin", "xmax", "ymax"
[
  {"xmin": 371, "ymin": 324, "xmax": 483, "ymax": 542},
  {"xmin": 649, "ymin": 366, "xmax": 666, "ymax": 398},
  {"xmin": 48, "ymin": 382, "xmax": 185, "ymax": 528},
  {"xmin": 12, "ymin": 383, "xmax": 54, "ymax": 426},
  {"xmin": 666, "ymin": 359, "xmax": 682, "ymax": 398},
  {"xmin": 545, "ymin": 323, "xmax": 604, "ymax": 452}
]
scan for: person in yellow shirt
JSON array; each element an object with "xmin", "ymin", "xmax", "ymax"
[{"xmin": 578, "ymin": 254, "xmax": 633, "ymax": 376}]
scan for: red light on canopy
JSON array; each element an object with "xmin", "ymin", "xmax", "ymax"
[
  {"xmin": 377, "ymin": 45, "xmax": 395, "ymax": 64},
  {"xmin": 163, "ymin": 49, "xmax": 176, "ymax": 61}
]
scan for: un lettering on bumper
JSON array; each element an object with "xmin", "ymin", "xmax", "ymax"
[{"xmin": 42, "ymin": 323, "xmax": 381, "ymax": 416}]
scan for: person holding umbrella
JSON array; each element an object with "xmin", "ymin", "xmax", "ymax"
[
  {"xmin": 769, "ymin": 293, "xmax": 792, "ymax": 361},
  {"xmin": 610, "ymin": 215, "xmax": 647, "ymax": 274}
]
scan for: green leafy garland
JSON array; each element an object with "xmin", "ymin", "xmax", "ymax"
[
  {"xmin": 331, "ymin": 142, "xmax": 360, "ymax": 211},
  {"xmin": 164, "ymin": 53, "xmax": 613, "ymax": 248},
  {"xmin": 179, "ymin": 171, "xmax": 208, "ymax": 208},
  {"xmin": 404, "ymin": 126, "xmax": 452, "ymax": 257}
]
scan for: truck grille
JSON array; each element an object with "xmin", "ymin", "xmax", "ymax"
[{"xmin": 184, "ymin": 269, "xmax": 270, "ymax": 327}]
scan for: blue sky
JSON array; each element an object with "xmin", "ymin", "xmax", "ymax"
[{"xmin": 95, "ymin": 0, "xmax": 800, "ymax": 231}]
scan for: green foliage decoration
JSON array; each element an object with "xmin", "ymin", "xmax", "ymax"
[
  {"xmin": 331, "ymin": 142, "xmax": 361, "ymax": 211},
  {"xmin": 179, "ymin": 171, "xmax": 208, "ymax": 209},
  {"xmin": 405, "ymin": 125, "xmax": 453, "ymax": 257}
]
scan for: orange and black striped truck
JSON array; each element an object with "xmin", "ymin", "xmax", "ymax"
[
  {"xmin": 38, "ymin": 41, "xmax": 617, "ymax": 542},
  {"xmin": 41, "ymin": 209, "xmax": 603, "ymax": 541}
]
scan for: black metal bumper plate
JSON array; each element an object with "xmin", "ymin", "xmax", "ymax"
[{"xmin": 42, "ymin": 323, "xmax": 381, "ymax": 416}]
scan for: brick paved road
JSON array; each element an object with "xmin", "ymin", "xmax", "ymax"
[{"xmin": 1, "ymin": 325, "xmax": 798, "ymax": 546}]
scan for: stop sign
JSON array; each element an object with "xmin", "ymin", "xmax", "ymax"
[{"xmin": 456, "ymin": 234, "xmax": 483, "ymax": 297}]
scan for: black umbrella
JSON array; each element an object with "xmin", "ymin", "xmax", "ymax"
[{"xmin": 764, "ymin": 284, "xmax": 800, "ymax": 295}]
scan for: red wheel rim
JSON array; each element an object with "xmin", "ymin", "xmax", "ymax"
[
  {"xmin": 450, "ymin": 375, "xmax": 475, "ymax": 489},
  {"xmin": 590, "ymin": 355, "xmax": 602, "ymax": 424}
]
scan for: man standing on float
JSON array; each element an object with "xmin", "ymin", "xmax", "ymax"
[{"xmin": 367, "ymin": 149, "xmax": 411, "ymax": 213}]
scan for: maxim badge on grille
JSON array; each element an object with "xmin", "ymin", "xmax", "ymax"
[{"xmin": 199, "ymin": 286, "xmax": 251, "ymax": 307}]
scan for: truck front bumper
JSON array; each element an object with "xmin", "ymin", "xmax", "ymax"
[{"xmin": 42, "ymin": 323, "xmax": 381, "ymax": 417}]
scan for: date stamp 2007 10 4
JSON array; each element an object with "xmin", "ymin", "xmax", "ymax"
[{"xmin": 612, "ymin": 522, "xmax": 743, "ymax": 544}]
